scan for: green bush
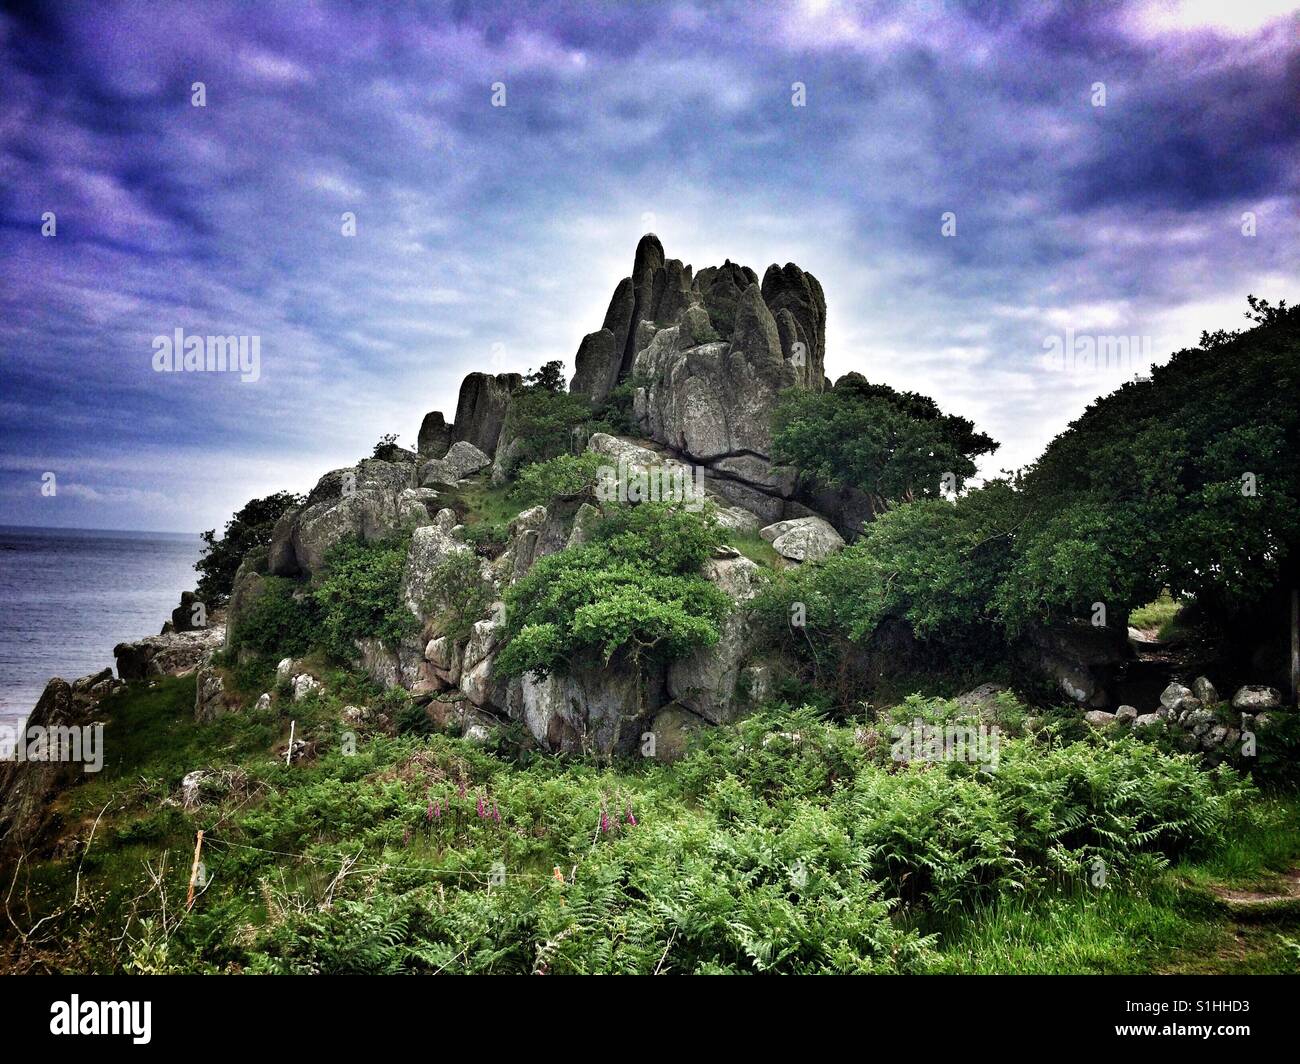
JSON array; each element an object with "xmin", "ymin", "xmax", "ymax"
[
  {"xmin": 511, "ymin": 452, "xmax": 605, "ymax": 507},
  {"xmin": 314, "ymin": 536, "xmax": 418, "ymax": 661},
  {"xmin": 496, "ymin": 503, "xmax": 732, "ymax": 679},
  {"xmin": 422, "ymin": 549, "xmax": 494, "ymax": 643},
  {"xmin": 229, "ymin": 576, "xmax": 319, "ymax": 658},
  {"xmin": 195, "ymin": 490, "xmax": 301, "ymax": 604}
]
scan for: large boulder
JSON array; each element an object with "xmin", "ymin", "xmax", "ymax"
[
  {"xmin": 451, "ymin": 371, "xmax": 521, "ymax": 456},
  {"xmin": 759, "ymin": 516, "xmax": 845, "ymax": 563},
  {"xmin": 1232, "ymin": 685, "xmax": 1283, "ymax": 712},
  {"xmin": 267, "ymin": 459, "xmax": 424, "ymax": 578},
  {"xmin": 1018, "ymin": 622, "xmax": 1131, "ymax": 708},
  {"xmin": 569, "ymin": 328, "xmax": 621, "ymax": 405},
  {"xmin": 508, "ymin": 664, "xmax": 664, "ymax": 757},
  {"xmin": 667, "ymin": 555, "xmax": 766, "ymax": 724},
  {"xmin": 419, "ymin": 441, "xmax": 490, "ymax": 488},
  {"xmin": 0, "ymin": 678, "xmax": 97, "ymax": 853}
]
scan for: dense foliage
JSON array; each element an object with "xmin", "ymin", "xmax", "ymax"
[
  {"xmin": 772, "ymin": 372, "xmax": 998, "ymax": 515},
  {"xmin": 510, "ymin": 452, "xmax": 605, "ymax": 507},
  {"xmin": 195, "ymin": 491, "xmax": 301, "ymax": 603},
  {"xmin": 6, "ymin": 675, "xmax": 1283, "ymax": 975},
  {"xmin": 495, "ymin": 503, "xmax": 731, "ymax": 679},
  {"xmin": 313, "ymin": 536, "xmax": 419, "ymax": 660},
  {"xmin": 766, "ymin": 299, "xmax": 1300, "ymax": 654}
]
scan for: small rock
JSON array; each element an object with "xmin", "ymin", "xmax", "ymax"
[
  {"xmin": 276, "ymin": 658, "xmax": 296, "ymax": 683},
  {"xmin": 1192, "ymin": 676, "xmax": 1219, "ymax": 704},
  {"xmin": 1115, "ymin": 705, "xmax": 1138, "ymax": 724},
  {"xmin": 1186, "ymin": 708, "xmax": 1215, "ymax": 737},
  {"xmin": 255, "ymin": 693, "xmax": 271, "ymax": 711},
  {"xmin": 1133, "ymin": 712, "xmax": 1163, "ymax": 729},
  {"xmin": 292, "ymin": 674, "xmax": 323, "ymax": 702},
  {"xmin": 341, "ymin": 705, "xmax": 371, "ymax": 726},
  {"xmin": 1084, "ymin": 710, "xmax": 1116, "ymax": 728},
  {"xmin": 179, "ymin": 770, "xmax": 209, "ymax": 811},
  {"xmin": 1159, "ymin": 682, "xmax": 1198, "ymax": 714}
]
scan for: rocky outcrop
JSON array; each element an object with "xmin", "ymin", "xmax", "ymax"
[
  {"xmin": 115, "ymin": 624, "xmax": 226, "ymax": 681},
  {"xmin": 0, "ymin": 675, "xmax": 110, "ymax": 853},
  {"xmin": 568, "ymin": 236, "xmax": 827, "ymax": 529},
  {"xmin": 401, "ymin": 508, "xmax": 476, "ymax": 619},
  {"xmin": 570, "ymin": 328, "xmax": 621, "ymax": 405},
  {"xmin": 267, "ymin": 458, "xmax": 430, "ymax": 578},
  {"xmin": 451, "ymin": 372, "xmax": 521, "ymax": 456},
  {"xmin": 667, "ymin": 555, "xmax": 766, "ymax": 724},
  {"xmin": 194, "ymin": 666, "xmax": 228, "ymax": 723}
]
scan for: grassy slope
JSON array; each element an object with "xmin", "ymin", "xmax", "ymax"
[{"xmin": 3, "ymin": 673, "xmax": 1298, "ymax": 974}]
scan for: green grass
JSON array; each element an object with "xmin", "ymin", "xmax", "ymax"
[
  {"xmin": 725, "ymin": 530, "xmax": 782, "ymax": 568},
  {"xmin": 440, "ymin": 476, "xmax": 524, "ymax": 530},
  {"xmin": 1129, "ymin": 589, "xmax": 1183, "ymax": 636}
]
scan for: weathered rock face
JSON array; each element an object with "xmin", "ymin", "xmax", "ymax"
[
  {"xmin": 568, "ymin": 236, "xmax": 826, "ymax": 526},
  {"xmin": 451, "ymin": 372, "xmax": 521, "ymax": 456},
  {"xmin": 0, "ymin": 678, "xmax": 99, "ymax": 853},
  {"xmin": 170, "ymin": 590, "xmax": 204, "ymax": 633},
  {"xmin": 268, "ymin": 458, "xmax": 428, "ymax": 578},
  {"xmin": 194, "ymin": 666, "xmax": 228, "ymax": 723},
  {"xmin": 417, "ymin": 411, "xmax": 453, "ymax": 459},
  {"xmin": 1232, "ymin": 685, "xmax": 1282, "ymax": 711},
  {"xmin": 115, "ymin": 625, "xmax": 226, "ymax": 681},
  {"xmin": 570, "ymin": 328, "xmax": 621, "ymax": 405},
  {"xmin": 401, "ymin": 508, "xmax": 473, "ymax": 619},
  {"xmin": 419, "ymin": 441, "xmax": 490, "ymax": 488},
  {"xmin": 667, "ymin": 555, "xmax": 766, "ymax": 724},
  {"xmin": 761, "ymin": 262, "xmax": 826, "ymax": 390},
  {"xmin": 507, "ymin": 664, "xmax": 665, "ymax": 757}
]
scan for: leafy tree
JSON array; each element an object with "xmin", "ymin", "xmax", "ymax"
[
  {"xmin": 195, "ymin": 491, "xmax": 302, "ymax": 603},
  {"xmin": 495, "ymin": 504, "xmax": 732, "ymax": 680},
  {"xmin": 1000, "ymin": 297, "xmax": 1300, "ymax": 630},
  {"xmin": 772, "ymin": 373, "xmax": 998, "ymax": 517},
  {"xmin": 521, "ymin": 359, "xmax": 567, "ymax": 393}
]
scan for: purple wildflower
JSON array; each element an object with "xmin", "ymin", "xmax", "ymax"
[
  {"xmin": 477, "ymin": 794, "xmax": 486, "ymax": 818},
  {"xmin": 600, "ymin": 808, "xmax": 610, "ymax": 834},
  {"xmin": 625, "ymin": 804, "xmax": 637, "ymax": 827}
]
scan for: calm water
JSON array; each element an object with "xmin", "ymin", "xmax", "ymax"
[{"xmin": 0, "ymin": 526, "xmax": 203, "ymax": 729}]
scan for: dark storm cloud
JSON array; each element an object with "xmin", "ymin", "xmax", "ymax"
[{"xmin": 0, "ymin": 0, "xmax": 1295, "ymax": 531}]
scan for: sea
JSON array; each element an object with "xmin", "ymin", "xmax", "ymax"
[{"xmin": 0, "ymin": 526, "xmax": 204, "ymax": 731}]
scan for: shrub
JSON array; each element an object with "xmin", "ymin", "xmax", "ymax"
[
  {"xmin": 495, "ymin": 503, "xmax": 732, "ymax": 679},
  {"xmin": 229, "ymin": 576, "xmax": 319, "ymax": 658},
  {"xmin": 313, "ymin": 536, "xmax": 418, "ymax": 660},
  {"xmin": 511, "ymin": 452, "xmax": 605, "ymax": 507}
]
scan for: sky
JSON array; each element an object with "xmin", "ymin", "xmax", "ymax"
[{"xmin": 0, "ymin": 0, "xmax": 1296, "ymax": 534}]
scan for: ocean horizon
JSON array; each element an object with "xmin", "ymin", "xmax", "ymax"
[{"xmin": 0, "ymin": 524, "xmax": 204, "ymax": 728}]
